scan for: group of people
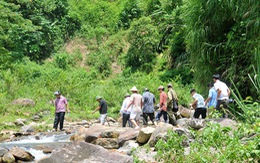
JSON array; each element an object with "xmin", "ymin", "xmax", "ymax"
[{"xmin": 51, "ymin": 74, "xmax": 230, "ymax": 131}]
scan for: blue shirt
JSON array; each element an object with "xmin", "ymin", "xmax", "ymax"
[
  {"xmin": 208, "ymin": 87, "xmax": 217, "ymax": 108},
  {"xmin": 142, "ymin": 91, "xmax": 155, "ymax": 113}
]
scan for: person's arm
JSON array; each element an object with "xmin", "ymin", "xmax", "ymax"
[
  {"xmin": 92, "ymin": 106, "xmax": 101, "ymax": 114},
  {"xmin": 66, "ymin": 104, "xmax": 70, "ymax": 113},
  {"xmin": 227, "ymin": 88, "xmax": 231, "ymax": 97},
  {"xmin": 126, "ymin": 100, "xmax": 133, "ymax": 110}
]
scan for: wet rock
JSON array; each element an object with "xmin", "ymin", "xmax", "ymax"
[
  {"xmin": 20, "ymin": 125, "xmax": 34, "ymax": 132},
  {"xmin": 0, "ymin": 148, "xmax": 8, "ymax": 157},
  {"xmin": 118, "ymin": 128, "xmax": 139, "ymax": 147},
  {"xmin": 148, "ymin": 122, "xmax": 173, "ymax": 147},
  {"xmin": 35, "ymin": 145, "xmax": 54, "ymax": 154},
  {"xmin": 37, "ymin": 141, "xmax": 133, "ymax": 163},
  {"xmin": 136, "ymin": 126, "xmax": 155, "ymax": 144},
  {"xmin": 11, "ymin": 98, "xmax": 35, "ymax": 106},
  {"xmin": 2, "ymin": 152, "xmax": 15, "ymax": 163},
  {"xmin": 92, "ymin": 138, "xmax": 119, "ymax": 149},
  {"xmin": 9, "ymin": 147, "xmax": 34, "ymax": 161}
]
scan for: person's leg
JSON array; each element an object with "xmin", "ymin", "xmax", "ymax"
[
  {"xmin": 193, "ymin": 109, "xmax": 200, "ymax": 118},
  {"xmin": 156, "ymin": 111, "xmax": 162, "ymax": 122},
  {"xmin": 126, "ymin": 114, "xmax": 132, "ymax": 127},
  {"xmin": 100, "ymin": 114, "xmax": 107, "ymax": 125},
  {"xmin": 59, "ymin": 112, "xmax": 65, "ymax": 130},
  {"xmin": 222, "ymin": 100, "xmax": 229, "ymax": 118},
  {"xmin": 201, "ymin": 109, "xmax": 207, "ymax": 119},
  {"xmin": 162, "ymin": 111, "xmax": 168, "ymax": 123},
  {"xmin": 148, "ymin": 113, "xmax": 155, "ymax": 125},
  {"xmin": 53, "ymin": 112, "xmax": 60, "ymax": 131},
  {"xmin": 135, "ymin": 112, "xmax": 141, "ymax": 126},
  {"xmin": 142, "ymin": 113, "xmax": 148, "ymax": 125},
  {"xmin": 122, "ymin": 113, "xmax": 127, "ymax": 127},
  {"xmin": 130, "ymin": 112, "xmax": 139, "ymax": 128}
]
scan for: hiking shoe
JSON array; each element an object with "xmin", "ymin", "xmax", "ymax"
[
  {"xmin": 51, "ymin": 128, "xmax": 57, "ymax": 132},
  {"xmin": 60, "ymin": 129, "xmax": 65, "ymax": 132}
]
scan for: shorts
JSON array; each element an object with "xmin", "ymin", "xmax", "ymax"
[
  {"xmin": 100, "ymin": 114, "xmax": 107, "ymax": 125},
  {"xmin": 130, "ymin": 111, "xmax": 141, "ymax": 121}
]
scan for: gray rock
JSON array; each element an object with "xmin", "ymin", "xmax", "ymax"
[
  {"xmin": 136, "ymin": 126, "xmax": 155, "ymax": 144},
  {"xmin": 20, "ymin": 125, "xmax": 34, "ymax": 132},
  {"xmin": 2, "ymin": 152, "xmax": 15, "ymax": 163},
  {"xmin": 118, "ymin": 128, "xmax": 139, "ymax": 147},
  {"xmin": 14, "ymin": 119, "xmax": 27, "ymax": 126},
  {"xmin": 37, "ymin": 141, "xmax": 133, "ymax": 163},
  {"xmin": 148, "ymin": 122, "xmax": 173, "ymax": 147},
  {"xmin": 117, "ymin": 140, "xmax": 139, "ymax": 155},
  {"xmin": 0, "ymin": 148, "xmax": 8, "ymax": 157}
]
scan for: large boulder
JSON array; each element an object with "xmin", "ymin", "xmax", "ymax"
[
  {"xmin": 37, "ymin": 141, "xmax": 133, "ymax": 163},
  {"xmin": 69, "ymin": 127, "xmax": 88, "ymax": 141},
  {"xmin": 177, "ymin": 118, "xmax": 206, "ymax": 129},
  {"xmin": 148, "ymin": 122, "xmax": 174, "ymax": 147},
  {"xmin": 136, "ymin": 127, "xmax": 155, "ymax": 144},
  {"xmin": 208, "ymin": 118, "xmax": 238, "ymax": 130},
  {"xmin": 9, "ymin": 147, "xmax": 34, "ymax": 161},
  {"xmin": 2, "ymin": 152, "xmax": 15, "ymax": 163},
  {"xmin": 117, "ymin": 140, "xmax": 139, "ymax": 155},
  {"xmin": 11, "ymin": 98, "xmax": 35, "ymax": 106},
  {"xmin": 117, "ymin": 128, "xmax": 139, "ymax": 147},
  {"xmin": 92, "ymin": 138, "xmax": 119, "ymax": 149}
]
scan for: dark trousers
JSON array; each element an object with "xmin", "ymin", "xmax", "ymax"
[
  {"xmin": 53, "ymin": 112, "xmax": 65, "ymax": 130},
  {"xmin": 122, "ymin": 113, "xmax": 132, "ymax": 127},
  {"xmin": 216, "ymin": 99, "xmax": 229, "ymax": 118},
  {"xmin": 194, "ymin": 108, "xmax": 207, "ymax": 119},
  {"xmin": 143, "ymin": 112, "xmax": 155, "ymax": 125},
  {"xmin": 156, "ymin": 110, "xmax": 168, "ymax": 122}
]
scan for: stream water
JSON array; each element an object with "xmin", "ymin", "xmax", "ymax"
[{"xmin": 0, "ymin": 133, "xmax": 71, "ymax": 162}]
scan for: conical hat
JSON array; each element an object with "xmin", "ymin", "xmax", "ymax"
[{"xmin": 130, "ymin": 86, "xmax": 138, "ymax": 92}]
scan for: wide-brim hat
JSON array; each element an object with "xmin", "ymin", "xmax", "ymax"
[
  {"xmin": 130, "ymin": 86, "xmax": 138, "ymax": 92},
  {"xmin": 158, "ymin": 86, "xmax": 164, "ymax": 90}
]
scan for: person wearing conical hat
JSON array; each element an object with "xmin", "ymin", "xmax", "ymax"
[{"xmin": 126, "ymin": 86, "xmax": 142, "ymax": 129}]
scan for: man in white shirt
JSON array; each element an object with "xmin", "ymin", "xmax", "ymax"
[{"xmin": 212, "ymin": 74, "xmax": 231, "ymax": 118}]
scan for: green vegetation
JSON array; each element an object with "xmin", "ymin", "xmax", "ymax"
[{"xmin": 0, "ymin": 0, "xmax": 259, "ymax": 161}]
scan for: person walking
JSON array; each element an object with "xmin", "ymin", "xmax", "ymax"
[
  {"xmin": 120, "ymin": 93, "xmax": 132, "ymax": 127},
  {"xmin": 212, "ymin": 74, "xmax": 231, "ymax": 118},
  {"xmin": 156, "ymin": 86, "xmax": 168, "ymax": 123},
  {"xmin": 167, "ymin": 84, "xmax": 179, "ymax": 125},
  {"xmin": 126, "ymin": 86, "xmax": 142, "ymax": 129},
  {"xmin": 92, "ymin": 96, "xmax": 108, "ymax": 125},
  {"xmin": 53, "ymin": 91, "xmax": 70, "ymax": 132},
  {"xmin": 205, "ymin": 82, "xmax": 217, "ymax": 108},
  {"xmin": 190, "ymin": 89, "xmax": 207, "ymax": 119},
  {"xmin": 142, "ymin": 88, "xmax": 156, "ymax": 126}
]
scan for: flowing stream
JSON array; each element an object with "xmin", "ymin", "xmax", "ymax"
[{"xmin": 0, "ymin": 133, "xmax": 71, "ymax": 162}]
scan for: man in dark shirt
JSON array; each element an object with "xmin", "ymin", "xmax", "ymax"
[
  {"xmin": 142, "ymin": 88, "xmax": 156, "ymax": 125},
  {"xmin": 92, "ymin": 96, "xmax": 108, "ymax": 125}
]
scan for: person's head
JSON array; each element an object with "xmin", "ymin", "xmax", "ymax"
[
  {"xmin": 130, "ymin": 86, "xmax": 138, "ymax": 93},
  {"xmin": 96, "ymin": 95, "xmax": 102, "ymax": 102},
  {"xmin": 167, "ymin": 83, "xmax": 172, "ymax": 89},
  {"xmin": 124, "ymin": 93, "xmax": 130, "ymax": 98},
  {"xmin": 143, "ymin": 88, "xmax": 149, "ymax": 92},
  {"xmin": 54, "ymin": 91, "xmax": 61, "ymax": 98},
  {"xmin": 207, "ymin": 82, "xmax": 214, "ymax": 88},
  {"xmin": 190, "ymin": 89, "xmax": 196, "ymax": 96},
  {"xmin": 212, "ymin": 74, "xmax": 220, "ymax": 83},
  {"xmin": 158, "ymin": 86, "xmax": 164, "ymax": 93}
]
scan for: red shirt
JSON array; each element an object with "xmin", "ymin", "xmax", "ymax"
[{"xmin": 160, "ymin": 91, "xmax": 168, "ymax": 111}]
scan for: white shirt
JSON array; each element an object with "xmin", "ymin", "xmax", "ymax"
[
  {"xmin": 120, "ymin": 97, "xmax": 131, "ymax": 114},
  {"xmin": 214, "ymin": 80, "xmax": 229, "ymax": 100}
]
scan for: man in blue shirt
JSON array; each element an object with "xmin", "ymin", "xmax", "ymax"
[{"xmin": 205, "ymin": 82, "xmax": 217, "ymax": 109}]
